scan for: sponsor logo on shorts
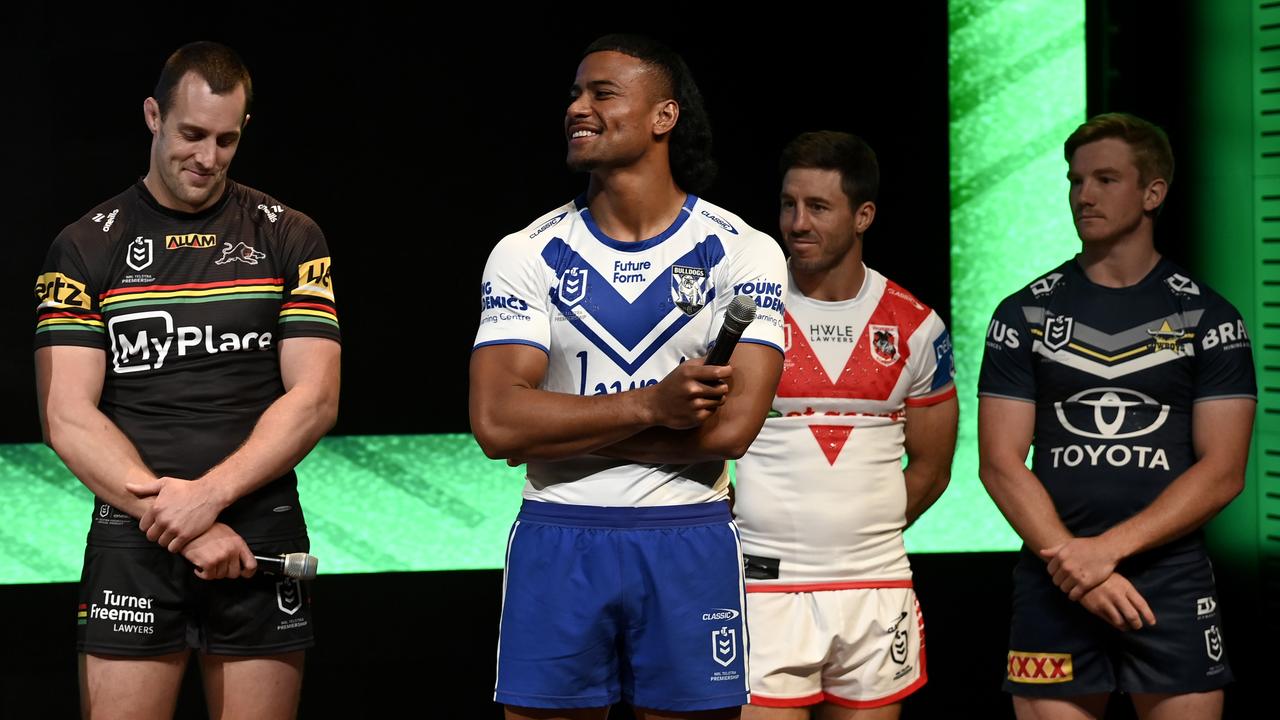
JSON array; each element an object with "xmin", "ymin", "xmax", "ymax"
[
  {"xmin": 85, "ymin": 590, "xmax": 156, "ymax": 635},
  {"xmin": 701, "ymin": 608, "xmax": 740, "ymax": 622},
  {"xmin": 215, "ymin": 242, "xmax": 266, "ymax": 266},
  {"xmin": 1197, "ymin": 597, "xmax": 1217, "ymax": 618},
  {"xmin": 712, "ymin": 626, "xmax": 737, "ymax": 667},
  {"xmin": 1007, "ymin": 651, "xmax": 1072, "ymax": 684},
  {"xmin": 1205, "ymin": 626, "xmax": 1224, "ymax": 661},
  {"xmin": 165, "ymin": 233, "xmax": 217, "ymax": 250}
]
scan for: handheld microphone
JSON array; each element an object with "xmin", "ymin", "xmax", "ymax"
[
  {"xmin": 254, "ymin": 552, "xmax": 319, "ymax": 580},
  {"xmin": 704, "ymin": 296, "xmax": 758, "ymax": 366}
]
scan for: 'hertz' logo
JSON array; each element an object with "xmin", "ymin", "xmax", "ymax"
[
  {"xmin": 34, "ymin": 272, "xmax": 91, "ymax": 310},
  {"xmin": 165, "ymin": 233, "xmax": 217, "ymax": 250},
  {"xmin": 1008, "ymin": 651, "xmax": 1072, "ymax": 684}
]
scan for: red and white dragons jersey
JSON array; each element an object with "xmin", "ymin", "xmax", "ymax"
[{"xmin": 735, "ymin": 266, "xmax": 956, "ymax": 589}]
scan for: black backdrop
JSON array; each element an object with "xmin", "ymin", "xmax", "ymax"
[{"xmin": 4, "ymin": 4, "xmax": 1259, "ymax": 719}]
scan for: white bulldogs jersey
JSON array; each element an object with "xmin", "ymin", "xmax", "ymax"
[
  {"xmin": 735, "ymin": 266, "xmax": 955, "ymax": 587},
  {"xmin": 475, "ymin": 195, "xmax": 787, "ymax": 506}
]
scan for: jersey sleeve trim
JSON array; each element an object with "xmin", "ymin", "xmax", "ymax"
[
  {"xmin": 1192, "ymin": 393, "xmax": 1258, "ymax": 402},
  {"xmin": 473, "ymin": 339, "xmax": 550, "ymax": 355},
  {"xmin": 976, "ymin": 391, "xmax": 1037, "ymax": 403},
  {"xmin": 905, "ymin": 385, "xmax": 957, "ymax": 407},
  {"xmin": 740, "ymin": 338, "xmax": 784, "ymax": 356}
]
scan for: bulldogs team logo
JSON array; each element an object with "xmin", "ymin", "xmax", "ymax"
[
  {"xmin": 277, "ymin": 578, "xmax": 302, "ymax": 616},
  {"xmin": 869, "ymin": 324, "xmax": 899, "ymax": 366},
  {"xmin": 126, "ymin": 237, "xmax": 153, "ymax": 271},
  {"xmin": 1043, "ymin": 315, "xmax": 1074, "ymax": 351},
  {"xmin": 671, "ymin": 265, "xmax": 708, "ymax": 317},
  {"xmin": 215, "ymin": 242, "xmax": 266, "ymax": 266},
  {"xmin": 712, "ymin": 627, "xmax": 737, "ymax": 667},
  {"xmin": 557, "ymin": 268, "xmax": 588, "ymax": 307}
]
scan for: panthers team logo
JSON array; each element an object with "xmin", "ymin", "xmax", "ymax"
[
  {"xmin": 869, "ymin": 324, "xmax": 899, "ymax": 366},
  {"xmin": 215, "ymin": 242, "xmax": 266, "ymax": 266},
  {"xmin": 558, "ymin": 268, "xmax": 588, "ymax": 307},
  {"xmin": 1043, "ymin": 315, "xmax": 1074, "ymax": 351},
  {"xmin": 671, "ymin": 265, "xmax": 708, "ymax": 317}
]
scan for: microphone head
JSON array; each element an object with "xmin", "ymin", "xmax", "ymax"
[
  {"xmin": 281, "ymin": 552, "xmax": 319, "ymax": 580},
  {"xmin": 723, "ymin": 295, "xmax": 758, "ymax": 333}
]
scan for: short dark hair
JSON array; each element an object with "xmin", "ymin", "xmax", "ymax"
[
  {"xmin": 779, "ymin": 131, "xmax": 880, "ymax": 208},
  {"xmin": 153, "ymin": 42, "xmax": 253, "ymax": 122},
  {"xmin": 1064, "ymin": 112, "xmax": 1174, "ymax": 188},
  {"xmin": 583, "ymin": 34, "xmax": 716, "ymax": 195}
]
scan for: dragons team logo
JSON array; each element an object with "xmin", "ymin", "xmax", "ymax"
[
  {"xmin": 869, "ymin": 324, "xmax": 899, "ymax": 366},
  {"xmin": 671, "ymin": 265, "xmax": 708, "ymax": 316},
  {"xmin": 1043, "ymin": 315, "xmax": 1074, "ymax": 351},
  {"xmin": 558, "ymin": 268, "xmax": 588, "ymax": 307},
  {"xmin": 215, "ymin": 242, "xmax": 266, "ymax": 266}
]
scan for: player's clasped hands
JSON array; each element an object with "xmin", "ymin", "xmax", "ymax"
[
  {"xmin": 180, "ymin": 522, "xmax": 258, "ymax": 581},
  {"xmin": 644, "ymin": 358, "xmax": 732, "ymax": 429},
  {"xmin": 128, "ymin": 476, "xmax": 225, "ymax": 552}
]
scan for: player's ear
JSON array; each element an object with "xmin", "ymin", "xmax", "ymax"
[
  {"xmin": 654, "ymin": 99, "xmax": 679, "ymax": 138},
  {"xmin": 144, "ymin": 97, "xmax": 161, "ymax": 134},
  {"xmin": 854, "ymin": 201, "xmax": 877, "ymax": 235}
]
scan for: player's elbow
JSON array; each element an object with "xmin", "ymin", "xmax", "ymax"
[{"xmin": 470, "ymin": 414, "xmax": 521, "ymax": 460}]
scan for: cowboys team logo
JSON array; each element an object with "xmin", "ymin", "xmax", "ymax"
[
  {"xmin": 712, "ymin": 627, "xmax": 737, "ymax": 667},
  {"xmin": 558, "ymin": 268, "xmax": 588, "ymax": 307},
  {"xmin": 1147, "ymin": 320, "xmax": 1192, "ymax": 354},
  {"xmin": 126, "ymin": 237, "xmax": 153, "ymax": 271},
  {"xmin": 671, "ymin": 265, "xmax": 708, "ymax": 317},
  {"xmin": 1043, "ymin": 315, "xmax": 1074, "ymax": 351},
  {"xmin": 869, "ymin": 324, "xmax": 899, "ymax": 366},
  {"xmin": 277, "ymin": 578, "xmax": 302, "ymax": 616},
  {"xmin": 1205, "ymin": 625, "xmax": 1223, "ymax": 661}
]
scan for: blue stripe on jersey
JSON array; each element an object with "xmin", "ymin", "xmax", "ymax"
[
  {"xmin": 540, "ymin": 234, "xmax": 727, "ymax": 375},
  {"xmin": 574, "ymin": 193, "xmax": 699, "ymax": 251}
]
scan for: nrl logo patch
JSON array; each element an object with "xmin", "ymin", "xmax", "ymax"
[
  {"xmin": 712, "ymin": 627, "xmax": 737, "ymax": 667},
  {"xmin": 671, "ymin": 265, "xmax": 708, "ymax": 317},
  {"xmin": 277, "ymin": 578, "xmax": 302, "ymax": 616},
  {"xmin": 557, "ymin": 267, "xmax": 588, "ymax": 307},
  {"xmin": 1043, "ymin": 315, "xmax": 1074, "ymax": 351},
  {"xmin": 869, "ymin": 324, "xmax": 900, "ymax": 366},
  {"xmin": 126, "ymin": 237, "xmax": 153, "ymax": 271}
]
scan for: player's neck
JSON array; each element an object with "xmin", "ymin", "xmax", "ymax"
[
  {"xmin": 791, "ymin": 250, "xmax": 865, "ymax": 302},
  {"xmin": 142, "ymin": 171, "xmax": 224, "ymax": 215},
  {"xmin": 585, "ymin": 166, "xmax": 686, "ymax": 243},
  {"xmin": 1077, "ymin": 229, "xmax": 1160, "ymax": 288}
]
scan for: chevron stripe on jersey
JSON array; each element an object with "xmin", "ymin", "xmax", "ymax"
[{"xmin": 540, "ymin": 234, "xmax": 725, "ymax": 375}]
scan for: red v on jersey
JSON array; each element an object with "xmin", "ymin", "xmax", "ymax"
[
  {"xmin": 778, "ymin": 280, "xmax": 930, "ymax": 402},
  {"xmin": 809, "ymin": 425, "xmax": 854, "ymax": 465}
]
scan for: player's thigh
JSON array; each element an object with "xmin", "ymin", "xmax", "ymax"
[
  {"xmin": 742, "ymin": 705, "xmax": 809, "ymax": 720},
  {"xmin": 200, "ymin": 651, "xmax": 304, "ymax": 720},
  {"xmin": 635, "ymin": 707, "xmax": 741, "ymax": 720},
  {"xmin": 79, "ymin": 650, "xmax": 190, "ymax": 720},
  {"xmin": 1131, "ymin": 690, "xmax": 1222, "ymax": 720},
  {"xmin": 815, "ymin": 701, "xmax": 901, "ymax": 720},
  {"xmin": 1011, "ymin": 694, "xmax": 1109, "ymax": 720},
  {"xmin": 505, "ymin": 707, "xmax": 610, "ymax": 720}
]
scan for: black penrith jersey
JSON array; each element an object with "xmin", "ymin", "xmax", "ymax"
[
  {"xmin": 979, "ymin": 258, "xmax": 1255, "ymax": 564},
  {"xmin": 35, "ymin": 180, "xmax": 339, "ymax": 547}
]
